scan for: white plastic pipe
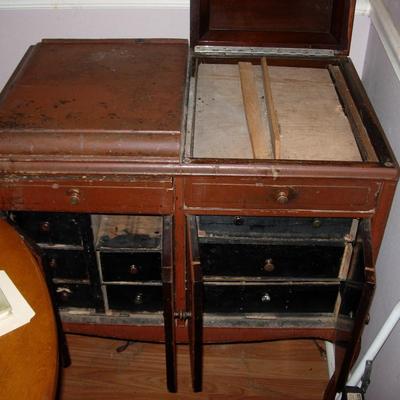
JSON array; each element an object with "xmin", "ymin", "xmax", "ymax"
[
  {"xmin": 325, "ymin": 341, "xmax": 336, "ymax": 379},
  {"xmin": 347, "ymin": 301, "xmax": 400, "ymax": 388},
  {"xmin": 335, "ymin": 301, "xmax": 400, "ymax": 399}
]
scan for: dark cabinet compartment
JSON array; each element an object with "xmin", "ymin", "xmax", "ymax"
[
  {"xmin": 200, "ymin": 243, "xmax": 344, "ymax": 278},
  {"xmin": 100, "ymin": 252, "xmax": 161, "ymax": 282},
  {"xmin": 107, "ymin": 285, "xmax": 163, "ymax": 312},
  {"xmin": 54, "ymin": 283, "xmax": 95, "ymax": 308},
  {"xmin": 204, "ymin": 284, "xmax": 339, "ymax": 314},
  {"xmin": 198, "ymin": 216, "xmax": 352, "ymax": 243},
  {"xmin": 43, "ymin": 249, "xmax": 88, "ymax": 280},
  {"xmin": 196, "ymin": 215, "xmax": 354, "ymax": 279},
  {"xmin": 11, "ymin": 212, "xmax": 85, "ymax": 245}
]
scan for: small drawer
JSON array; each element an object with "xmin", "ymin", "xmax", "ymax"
[
  {"xmin": 54, "ymin": 283, "xmax": 95, "ymax": 308},
  {"xmin": 2, "ymin": 178, "xmax": 174, "ymax": 214},
  {"xmin": 43, "ymin": 249, "xmax": 88, "ymax": 280},
  {"xmin": 200, "ymin": 243, "xmax": 344, "ymax": 278},
  {"xmin": 185, "ymin": 177, "xmax": 378, "ymax": 212},
  {"xmin": 204, "ymin": 284, "xmax": 338, "ymax": 314},
  {"xmin": 11, "ymin": 212, "xmax": 83, "ymax": 245},
  {"xmin": 198, "ymin": 216, "xmax": 352, "ymax": 242},
  {"xmin": 100, "ymin": 252, "xmax": 162, "ymax": 282},
  {"xmin": 107, "ymin": 285, "xmax": 163, "ymax": 312}
]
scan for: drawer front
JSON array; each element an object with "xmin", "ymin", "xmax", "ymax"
[
  {"xmin": 44, "ymin": 249, "xmax": 88, "ymax": 280},
  {"xmin": 1, "ymin": 178, "xmax": 173, "ymax": 213},
  {"xmin": 204, "ymin": 284, "xmax": 338, "ymax": 314},
  {"xmin": 200, "ymin": 243, "xmax": 343, "ymax": 278},
  {"xmin": 12, "ymin": 212, "xmax": 83, "ymax": 245},
  {"xmin": 107, "ymin": 285, "xmax": 163, "ymax": 312},
  {"xmin": 185, "ymin": 178, "xmax": 378, "ymax": 212},
  {"xmin": 100, "ymin": 252, "xmax": 162, "ymax": 282},
  {"xmin": 55, "ymin": 283, "xmax": 95, "ymax": 308},
  {"xmin": 198, "ymin": 216, "xmax": 352, "ymax": 241}
]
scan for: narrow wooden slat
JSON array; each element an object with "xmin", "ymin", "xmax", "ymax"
[
  {"xmin": 161, "ymin": 216, "xmax": 177, "ymax": 392},
  {"xmin": 238, "ymin": 62, "xmax": 269, "ymax": 159},
  {"xmin": 186, "ymin": 216, "xmax": 204, "ymax": 392},
  {"xmin": 328, "ymin": 65, "xmax": 378, "ymax": 162},
  {"xmin": 261, "ymin": 57, "xmax": 281, "ymax": 159}
]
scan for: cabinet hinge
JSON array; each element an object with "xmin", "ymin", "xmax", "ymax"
[
  {"xmin": 194, "ymin": 45, "xmax": 335, "ymax": 58},
  {"xmin": 174, "ymin": 310, "xmax": 191, "ymax": 321}
]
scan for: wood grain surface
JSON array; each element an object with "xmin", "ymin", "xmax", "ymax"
[{"xmin": 60, "ymin": 334, "xmax": 328, "ymax": 400}]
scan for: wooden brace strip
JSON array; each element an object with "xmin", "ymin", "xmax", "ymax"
[
  {"xmin": 261, "ymin": 57, "xmax": 281, "ymax": 159},
  {"xmin": 239, "ymin": 62, "xmax": 269, "ymax": 159},
  {"xmin": 328, "ymin": 65, "xmax": 378, "ymax": 162}
]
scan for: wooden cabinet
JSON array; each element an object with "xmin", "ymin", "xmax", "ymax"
[{"xmin": 0, "ymin": 1, "xmax": 398, "ymax": 398}]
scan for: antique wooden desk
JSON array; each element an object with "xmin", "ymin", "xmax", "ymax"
[{"xmin": 0, "ymin": 1, "xmax": 398, "ymax": 398}]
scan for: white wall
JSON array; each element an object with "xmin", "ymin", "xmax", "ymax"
[
  {"xmin": 0, "ymin": 6, "xmax": 190, "ymax": 90},
  {"xmin": 358, "ymin": 3, "xmax": 400, "ymax": 397},
  {"xmin": 0, "ymin": 4, "xmax": 370, "ymax": 90}
]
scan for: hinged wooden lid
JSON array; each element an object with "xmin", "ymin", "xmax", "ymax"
[
  {"xmin": 191, "ymin": 0, "xmax": 356, "ymax": 54},
  {"xmin": 0, "ymin": 39, "xmax": 188, "ymax": 162}
]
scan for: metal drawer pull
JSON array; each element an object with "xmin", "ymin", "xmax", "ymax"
[
  {"xmin": 134, "ymin": 292, "xmax": 144, "ymax": 305},
  {"xmin": 263, "ymin": 258, "xmax": 275, "ymax": 272},
  {"xmin": 40, "ymin": 221, "xmax": 51, "ymax": 232},
  {"xmin": 261, "ymin": 293, "xmax": 271, "ymax": 303},
  {"xmin": 233, "ymin": 216, "xmax": 244, "ymax": 225},
  {"xmin": 56, "ymin": 287, "xmax": 72, "ymax": 302},
  {"xmin": 49, "ymin": 258, "xmax": 57, "ymax": 268},
  {"xmin": 276, "ymin": 190, "xmax": 289, "ymax": 204},
  {"xmin": 129, "ymin": 264, "xmax": 140, "ymax": 275},
  {"xmin": 68, "ymin": 188, "xmax": 80, "ymax": 205}
]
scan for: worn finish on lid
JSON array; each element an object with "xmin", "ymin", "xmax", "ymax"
[
  {"xmin": 191, "ymin": 0, "xmax": 356, "ymax": 54},
  {"xmin": 0, "ymin": 39, "xmax": 188, "ymax": 161}
]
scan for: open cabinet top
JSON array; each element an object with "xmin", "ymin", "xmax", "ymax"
[
  {"xmin": 0, "ymin": 37, "xmax": 397, "ymax": 173},
  {"xmin": 191, "ymin": 0, "xmax": 356, "ymax": 55}
]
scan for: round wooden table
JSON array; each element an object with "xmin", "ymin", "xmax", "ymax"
[{"xmin": 0, "ymin": 219, "xmax": 58, "ymax": 399}]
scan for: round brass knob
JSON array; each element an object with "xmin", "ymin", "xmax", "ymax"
[
  {"xmin": 312, "ymin": 218, "xmax": 321, "ymax": 228},
  {"xmin": 276, "ymin": 190, "xmax": 289, "ymax": 204},
  {"xmin": 134, "ymin": 292, "xmax": 144, "ymax": 305},
  {"xmin": 57, "ymin": 287, "xmax": 72, "ymax": 302},
  {"xmin": 68, "ymin": 188, "xmax": 80, "ymax": 205},
  {"xmin": 40, "ymin": 221, "xmax": 51, "ymax": 232},
  {"xmin": 261, "ymin": 293, "xmax": 271, "ymax": 303},
  {"xmin": 129, "ymin": 265, "xmax": 140, "ymax": 275},
  {"xmin": 263, "ymin": 258, "xmax": 275, "ymax": 272},
  {"xmin": 233, "ymin": 216, "xmax": 244, "ymax": 226}
]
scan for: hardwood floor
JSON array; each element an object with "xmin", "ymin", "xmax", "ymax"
[{"xmin": 60, "ymin": 334, "xmax": 329, "ymax": 400}]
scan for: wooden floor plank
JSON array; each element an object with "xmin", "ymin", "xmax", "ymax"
[{"xmin": 60, "ymin": 335, "xmax": 329, "ymax": 399}]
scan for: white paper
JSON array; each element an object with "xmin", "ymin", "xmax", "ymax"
[{"xmin": 0, "ymin": 270, "xmax": 35, "ymax": 336}]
